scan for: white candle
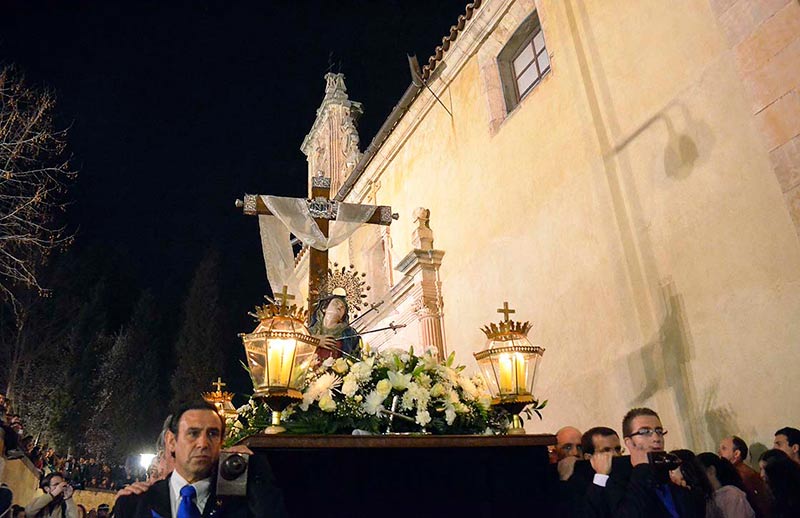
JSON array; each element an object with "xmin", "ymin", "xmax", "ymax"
[
  {"xmin": 267, "ymin": 338, "xmax": 296, "ymax": 385},
  {"xmin": 498, "ymin": 353, "xmax": 514, "ymax": 394}
]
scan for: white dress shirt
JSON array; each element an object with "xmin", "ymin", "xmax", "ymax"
[{"xmin": 169, "ymin": 471, "xmax": 212, "ymax": 518}]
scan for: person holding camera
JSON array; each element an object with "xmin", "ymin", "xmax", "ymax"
[
  {"xmin": 25, "ymin": 473, "xmax": 78, "ymax": 518},
  {"xmin": 112, "ymin": 400, "xmax": 286, "ymax": 518},
  {"xmin": 587, "ymin": 407, "xmax": 700, "ymax": 517}
]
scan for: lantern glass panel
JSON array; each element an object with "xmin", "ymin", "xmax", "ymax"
[
  {"xmin": 291, "ymin": 341, "xmax": 316, "ymax": 389},
  {"xmin": 478, "ymin": 356, "xmax": 500, "ymax": 396},
  {"xmin": 245, "ymin": 338, "xmax": 266, "ymax": 388},
  {"xmin": 527, "ymin": 352, "xmax": 543, "ymax": 395}
]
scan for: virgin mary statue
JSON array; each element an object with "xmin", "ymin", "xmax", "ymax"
[{"xmin": 308, "ymin": 290, "xmax": 361, "ymax": 360}]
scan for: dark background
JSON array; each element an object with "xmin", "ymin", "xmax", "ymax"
[{"xmin": 0, "ymin": 0, "xmax": 466, "ymax": 395}]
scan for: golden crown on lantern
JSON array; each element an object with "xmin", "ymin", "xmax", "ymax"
[
  {"xmin": 248, "ymin": 285, "xmax": 309, "ymax": 323},
  {"xmin": 201, "ymin": 377, "xmax": 238, "ymax": 421},
  {"xmin": 249, "ymin": 301, "xmax": 308, "ymax": 323},
  {"xmin": 480, "ymin": 319, "xmax": 534, "ymax": 341}
]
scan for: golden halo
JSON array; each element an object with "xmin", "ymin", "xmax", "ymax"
[{"xmin": 319, "ymin": 262, "xmax": 370, "ymax": 318}]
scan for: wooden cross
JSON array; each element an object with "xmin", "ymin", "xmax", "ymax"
[
  {"xmin": 274, "ymin": 285, "xmax": 295, "ymax": 307},
  {"xmin": 212, "ymin": 377, "xmax": 226, "ymax": 392},
  {"xmin": 236, "ymin": 176, "xmax": 397, "ymax": 319},
  {"xmin": 497, "ymin": 302, "xmax": 516, "ymax": 322}
]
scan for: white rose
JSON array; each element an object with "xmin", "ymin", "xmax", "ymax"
[
  {"xmin": 430, "ymin": 383, "xmax": 446, "ymax": 398},
  {"xmin": 376, "ymin": 379, "xmax": 392, "ymax": 398},
  {"xmin": 318, "ymin": 394, "xmax": 337, "ymax": 412},
  {"xmin": 332, "ymin": 358, "xmax": 349, "ymax": 375},
  {"xmin": 342, "ymin": 378, "xmax": 359, "ymax": 397}
]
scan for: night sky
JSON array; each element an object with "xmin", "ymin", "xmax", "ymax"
[{"xmin": 0, "ymin": 1, "xmax": 466, "ymax": 347}]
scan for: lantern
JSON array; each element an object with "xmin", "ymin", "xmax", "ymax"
[
  {"xmin": 239, "ymin": 288, "xmax": 317, "ymax": 433},
  {"xmin": 474, "ymin": 302, "xmax": 545, "ymax": 434}
]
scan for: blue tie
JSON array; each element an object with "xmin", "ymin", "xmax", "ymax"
[
  {"xmin": 178, "ymin": 485, "xmax": 201, "ymax": 518},
  {"xmin": 654, "ymin": 484, "xmax": 680, "ymax": 518}
]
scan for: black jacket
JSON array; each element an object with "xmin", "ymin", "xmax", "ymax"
[
  {"xmin": 587, "ymin": 463, "xmax": 701, "ymax": 518},
  {"xmin": 113, "ymin": 457, "xmax": 288, "ymax": 518}
]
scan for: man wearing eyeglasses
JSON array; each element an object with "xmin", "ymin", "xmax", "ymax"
[{"xmin": 587, "ymin": 407, "xmax": 700, "ymax": 517}]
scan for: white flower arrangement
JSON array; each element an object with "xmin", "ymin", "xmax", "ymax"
[
  {"xmin": 282, "ymin": 346, "xmax": 495, "ymax": 435},
  {"xmin": 225, "ymin": 346, "xmax": 543, "ymax": 443}
]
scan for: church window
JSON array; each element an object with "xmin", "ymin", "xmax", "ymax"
[{"xmin": 498, "ymin": 12, "xmax": 550, "ymax": 112}]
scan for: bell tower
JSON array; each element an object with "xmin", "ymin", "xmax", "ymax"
[{"xmin": 300, "ymin": 73, "xmax": 363, "ymax": 198}]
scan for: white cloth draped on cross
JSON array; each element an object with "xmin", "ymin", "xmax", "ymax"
[{"xmin": 258, "ymin": 195, "xmax": 376, "ymax": 296}]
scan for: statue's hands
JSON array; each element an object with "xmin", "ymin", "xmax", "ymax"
[{"xmin": 318, "ymin": 335, "xmax": 339, "ymax": 350}]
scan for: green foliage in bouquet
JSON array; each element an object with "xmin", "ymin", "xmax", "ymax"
[{"xmin": 225, "ymin": 346, "xmax": 546, "ymax": 444}]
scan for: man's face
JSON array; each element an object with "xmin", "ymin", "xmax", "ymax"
[
  {"xmin": 46, "ymin": 476, "xmax": 64, "ymax": 495},
  {"xmin": 773, "ymin": 434, "xmax": 799, "ymax": 461},
  {"xmin": 624, "ymin": 415, "xmax": 665, "ymax": 459},
  {"xmin": 555, "ymin": 427, "xmax": 583, "ymax": 460},
  {"xmin": 167, "ymin": 409, "xmax": 222, "ymax": 483},
  {"xmin": 592, "ymin": 433, "xmax": 623, "ymax": 456},
  {"xmin": 719, "ymin": 437, "xmax": 740, "ymax": 464}
]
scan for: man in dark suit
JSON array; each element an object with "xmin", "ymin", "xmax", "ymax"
[
  {"xmin": 112, "ymin": 401, "xmax": 286, "ymax": 518},
  {"xmin": 586, "ymin": 407, "xmax": 700, "ymax": 517}
]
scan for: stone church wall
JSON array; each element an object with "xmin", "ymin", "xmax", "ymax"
[{"xmin": 336, "ymin": 0, "xmax": 800, "ymax": 451}]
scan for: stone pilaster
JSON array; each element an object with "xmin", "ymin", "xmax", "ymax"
[{"xmin": 395, "ymin": 208, "xmax": 446, "ymax": 358}]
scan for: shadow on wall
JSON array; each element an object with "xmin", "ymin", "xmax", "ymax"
[
  {"xmin": 749, "ymin": 442, "xmax": 769, "ymax": 470},
  {"xmin": 625, "ymin": 280, "xmax": 722, "ymax": 450},
  {"xmin": 611, "ymin": 101, "xmax": 715, "ymax": 182},
  {"xmin": 703, "ymin": 380, "xmax": 739, "ymax": 445}
]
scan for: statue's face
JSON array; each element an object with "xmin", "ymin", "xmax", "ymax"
[{"xmin": 324, "ymin": 298, "xmax": 347, "ymax": 324}]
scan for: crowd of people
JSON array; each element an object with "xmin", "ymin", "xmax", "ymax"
[
  {"xmin": 4, "ymin": 390, "xmax": 800, "ymax": 517},
  {"xmin": 1, "ymin": 400, "xmax": 146, "ymax": 492},
  {"xmin": 552, "ymin": 410, "xmax": 800, "ymax": 517}
]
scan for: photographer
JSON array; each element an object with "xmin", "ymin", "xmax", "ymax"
[
  {"xmin": 112, "ymin": 400, "xmax": 287, "ymax": 518},
  {"xmin": 25, "ymin": 473, "xmax": 78, "ymax": 518},
  {"xmin": 587, "ymin": 408, "xmax": 700, "ymax": 517}
]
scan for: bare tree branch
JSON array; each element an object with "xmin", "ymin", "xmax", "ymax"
[{"xmin": 0, "ymin": 65, "xmax": 76, "ymax": 311}]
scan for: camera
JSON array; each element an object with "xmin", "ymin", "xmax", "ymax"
[
  {"xmin": 216, "ymin": 452, "xmax": 249, "ymax": 497},
  {"xmin": 648, "ymin": 451, "xmax": 682, "ymax": 471}
]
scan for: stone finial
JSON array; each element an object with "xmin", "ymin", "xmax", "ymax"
[
  {"xmin": 411, "ymin": 207, "xmax": 434, "ymax": 250},
  {"xmin": 324, "ymin": 72, "xmax": 348, "ymax": 101}
]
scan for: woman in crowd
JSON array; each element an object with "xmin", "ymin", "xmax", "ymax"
[
  {"xmin": 697, "ymin": 452, "xmax": 755, "ymax": 518},
  {"xmin": 670, "ymin": 449, "xmax": 715, "ymax": 516},
  {"xmin": 759, "ymin": 449, "xmax": 800, "ymax": 518}
]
